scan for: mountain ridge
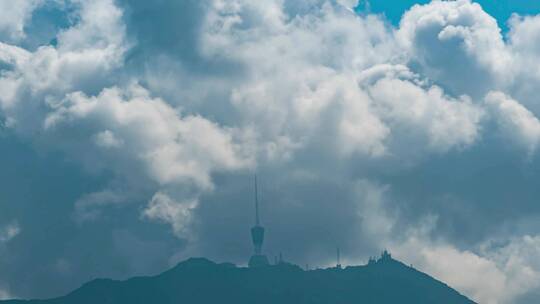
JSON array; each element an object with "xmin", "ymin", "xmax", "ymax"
[{"xmin": 1, "ymin": 256, "xmax": 476, "ymax": 304}]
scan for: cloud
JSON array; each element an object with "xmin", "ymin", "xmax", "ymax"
[
  {"xmin": 0, "ymin": 288, "xmax": 12, "ymax": 300},
  {"xmin": 200, "ymin": 0, "xmax": 485, "ymax": 160},
  {"xmin": 200, "ymin": 0, "xmax": 397, "ymax": 159},
  {"xmin": 0, "ymin": 221, "xmax": 20, "ymax": 243},
  {"xmin": 73, "ymin": 189, "xmax": 130, "ymax": 222},
  {"xmin": 141, "ymin": 192, "xmax": 197, "ymax": 239},
  {"xmin": 0, "ymin": 0, "xmax": 252, "ymax": 227},
  {"xmin": 391, "ymin": 234, "xmax": 540, "ymax": 304},
  {"xmin": 507, "ymin": 14, "xmax": 540, "ymax": 114},
  {"xmin": 480, "ymin": 235, "xmax": 540, "ymax": 303},
  {"xmin": 485, "ymin": 91, "xmax": 540, "ymax": 156},
  {"xmin": 0, "ymin": 0, "xmax": 43, "ymax": 42},
  {"xmin": 352, "ymin": 180, "xmax": 540, "ymax": 304},
  {"xmin": 366, "ymin": 70, "xmax": 484, "ymax": 153},
  {"xmin": 398, "ymin": 0, "xmax": 511, "ymax": 98},
  {"xmin": 353, "ymin": 179, "xmax": 395, "ymax": 243},
  {"xmin": 44, "ymin": 84, "xmax": 251, "ymax": 189},
  {"xmin": 94, "ymin": 130, "xmax": 124, "ymax": 149},
  {"xmin": 0, "ymin": 0, "xmax": 127, "ymax": 135}
]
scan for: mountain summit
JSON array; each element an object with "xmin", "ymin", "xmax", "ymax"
[{"xmin": 1, "ymin": 254, "xmax": 475, "ymax": 304}]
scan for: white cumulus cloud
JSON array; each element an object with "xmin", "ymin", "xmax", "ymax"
[
  {"xmin": 485, "ymin": 91, "xmax": 540, "ymax": 156},
  {"xmin": 0, "ymin": 0, "xmax": 43, "ymax": 42}
]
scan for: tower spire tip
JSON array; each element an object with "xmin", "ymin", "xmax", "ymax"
[{"xmin": 254, "ymin": 174, "xmax": 260, "ymax": 226}]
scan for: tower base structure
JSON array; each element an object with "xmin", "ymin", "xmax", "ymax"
[{"xmin": 248, "ymin": 254, "xmax": 269, "ymax": 268}]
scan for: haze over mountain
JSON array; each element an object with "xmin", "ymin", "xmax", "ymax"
[{"xmin": 0, "ymin": 254, "xmax": 475, "ymax": 304}]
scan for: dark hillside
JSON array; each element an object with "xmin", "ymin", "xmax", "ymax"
[{"xmin": 2, "ymin": 256, "xmax": 475, "ymax": 304}]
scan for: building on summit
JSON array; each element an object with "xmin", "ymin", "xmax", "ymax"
[{"xmin": 368, "ymin": 250, "xmax": 393, "ymax": 265}]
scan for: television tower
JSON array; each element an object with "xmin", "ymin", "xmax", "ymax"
[{"xmin": 248, "ymin": 175, "xmax": 269, "ymax": 267}]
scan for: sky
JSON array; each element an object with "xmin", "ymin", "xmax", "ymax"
[{"xmin": 1, "ymin": 0, "xmax": 540, "ymax": 303}]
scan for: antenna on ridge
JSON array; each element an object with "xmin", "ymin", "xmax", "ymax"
[
  {"xmin": 337, "ymin": 247, "xmax": 342, "ymax": 269},
  {"xmin": 254, "ymin": 174, "xmax": 260, "ymax": 226}
]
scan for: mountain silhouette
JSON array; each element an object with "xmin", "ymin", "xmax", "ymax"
[{"xmin": 1, "ymin": 255, "xmax": 475, "ymax": 304}]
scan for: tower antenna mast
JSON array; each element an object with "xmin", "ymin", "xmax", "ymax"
[
  {"xmin": 337, "ymin": 247, "xmax": 342, "ymax": 269},
  {"xmin": 255, "ymin": 174, "xmax": 260, "ymax": 226}
]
